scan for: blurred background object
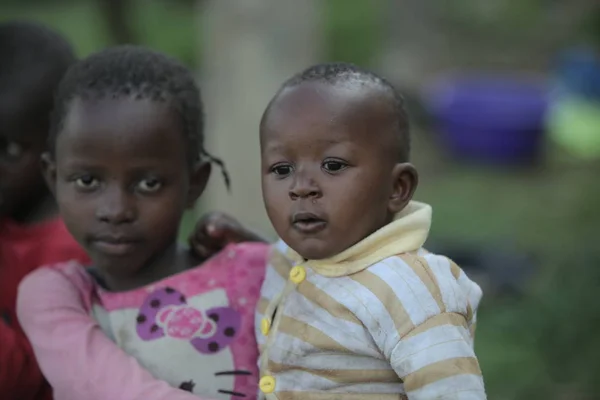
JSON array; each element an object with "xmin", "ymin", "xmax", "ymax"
[
  {"xmin": 2, "ymin": 0, "xmax": 600, "ymax": 398},
  {"xmin": 200, "ymin": 0, "xmax": 321, "ymax": 237},
  {"xmin": 423, "ymin": 75, "xmax": 548, "ymax": 165},
  {"xmin": 547, "ymin": 46, "xmax": 600, "ymax": 160},
  {"xmin": 96, "ymin": 0, "xmax": 137, "ymax": 45}
]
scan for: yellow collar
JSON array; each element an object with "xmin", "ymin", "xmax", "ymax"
[{"xmin": 284, "ymin": 201, "xmax": 432, "ymax": 277}]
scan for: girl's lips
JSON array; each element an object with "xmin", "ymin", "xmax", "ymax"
[{"xmin": 91, "ymin": 236, "xmax": 141, "ymax": 256}]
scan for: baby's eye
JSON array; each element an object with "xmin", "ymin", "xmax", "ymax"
[
  {"xmin": 322, "ymin": 160, "xmax": 348, "ymax": 173},
  {"xmin": 137, "ymin": 178, "xmax": 162, "ymax": 193},
  {"xmin": 271, "ymin": 164, "xmax": 293, "ymax": 177},
  {"xmin": 74, "ymin": 175, "xmax": 100, "ymax": 190}
]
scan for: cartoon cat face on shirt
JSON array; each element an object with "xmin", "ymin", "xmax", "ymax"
[
  {"xmin": 94, "ymin": 287, "xmax": 252, "ymax": 398},
  {"xmin": 136, "ymin": 286, "xmax": 241, "ymax": 354}
]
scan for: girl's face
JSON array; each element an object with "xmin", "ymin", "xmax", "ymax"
[{"xmin": 44, "ymin": 96, "xmax": 210, "ymax": 290}]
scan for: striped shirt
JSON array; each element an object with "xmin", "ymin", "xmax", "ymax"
[{"xmin": 255, "ymin": 202, "xmax": 486, "ymax": 399}]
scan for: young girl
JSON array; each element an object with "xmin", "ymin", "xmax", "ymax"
[{"xmin": 17, "ymin": 46, "xmax": 268, "ymax": 400}]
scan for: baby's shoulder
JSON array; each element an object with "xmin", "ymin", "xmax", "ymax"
[
  {"xmin": 351, "ymin": 251, "xmax": 478, "ymax": 321},
  {"xmin": 364, "ymin": 251, "xmax": 463, "ymax": 289}
]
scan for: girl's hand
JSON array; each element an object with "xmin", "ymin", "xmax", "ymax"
[{"xmin": 189, "ymin": 212, "xmax": 268, "ymax": 259}]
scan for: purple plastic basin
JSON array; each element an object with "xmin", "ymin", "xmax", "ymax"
[{"xmin": 424, "ymin": 76, "xmax": 549, "ymax": 164}]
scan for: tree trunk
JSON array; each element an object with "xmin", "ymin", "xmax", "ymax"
[
  {"xmin": 98, "ymin": 0, "xmax": 136, "ymax": 45},
  {"xmin": 199, "ymin": 0, "xmax": 321, "ymax": 238}
]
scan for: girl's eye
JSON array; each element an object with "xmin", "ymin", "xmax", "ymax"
[
  {"xmin": 137, "ymin": 178, "xmax": 162, "ymax": 193},
  {"xmin": 322, "ymin": 160, "xmax": 348, "ymax": 173},
  {"xmin": 0, "ymin": 139, "xmax": 24, "ymax": 161},
  {"xmin": 74, "ymin": 175, "xmax": 99, "ymax": 190},
  {"xmin": 6, "ymin": 141, "xmax": 23, "ymax": 159},
  {"xmin": 271, "ymin": 164, "xmax": 293, "ymax": 177}
]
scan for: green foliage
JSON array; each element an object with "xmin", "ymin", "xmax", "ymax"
[
  {"xmin": 0, "ymin": 0, "xmax": 196, "ymax": 65},
  {"xmin": 322, "ymin": 0, "xmax": 382, "ymax": 67},
  {"xmin": 475, "ymin": 250, "xmax": 600, "ymax": 399},
  {"xmin": 531, "ymin": 252, "xmax": 600, "ymax": 396},
  {"xmin": 130, "ymin": 0, "xmax": 198, "ymax": 67},
  {"xmin": 0, "ymin": 0, "xmax": 381, "ymax": 68},
  {"xmin": 0, "ymin": 1, "xmax": 109, "ymax": 57}
]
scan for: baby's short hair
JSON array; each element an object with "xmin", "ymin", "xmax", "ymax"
[
  {"xmin": 0, "ymin": 21, "xmax": 75, "ymax": 132},
  {"xmin": 280, "ymin": 62, "xmax": 410, "ymax": 161}
]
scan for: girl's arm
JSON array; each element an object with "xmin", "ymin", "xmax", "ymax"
[{"xmin": 17, "ymin": 266, "xmax": 215, "ymax": 400}]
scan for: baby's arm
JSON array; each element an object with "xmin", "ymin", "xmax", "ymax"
[
  {"xmin": 17, "ymin": 267, "xmax": 215, "ymax": 400},
  {"xmin": 389, "ymin": 313, "xmax": 486, "ymax": 399},
  {"xmin": 366, "ymin": 255, "xmax": 486, "ymax": 399}
]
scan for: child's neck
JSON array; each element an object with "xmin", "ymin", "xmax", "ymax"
[{"xmin": 101, "ymin": 242, "xmax": 204, "ymax": 292}]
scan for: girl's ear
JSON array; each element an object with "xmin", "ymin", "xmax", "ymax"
[
  {"xmin": 40, "ymin": 152, "xmax": 57, "ymax": 196},
  {"xmin": 388, "ymin": 162, "xmax": 418, "ymax": 214},
  {"xmin": 187, "ymin": 161, "xmax": 212, "ymax": 208}
]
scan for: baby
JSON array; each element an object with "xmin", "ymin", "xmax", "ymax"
[{"xmin": 255, "ymin": 63, "xmax": 487, "ymax": 399}]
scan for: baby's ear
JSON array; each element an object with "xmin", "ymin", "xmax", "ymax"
[
  {"xmin": 40, "ymin": 152, "xmax": 57, "ymax": 195},
  {"xmin": 388, "ymin": 162, "xmax": 418, "ymax": 214},
  {"xmin": 187, "ymin": 161, "xmax": 212, "ymax": 208}
]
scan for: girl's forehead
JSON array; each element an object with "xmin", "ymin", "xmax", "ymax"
[
  {"xmin": 65, "ymin": 97, "xmax": 177, "ymax": 131},
  {"xmin": 57, "ymin": 97, "xmax": 186, "ymax": 161}
]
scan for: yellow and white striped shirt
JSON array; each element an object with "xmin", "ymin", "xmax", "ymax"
[{"xmin": 255, "ymin": 202, "xmax": 486, "ymax": 400}]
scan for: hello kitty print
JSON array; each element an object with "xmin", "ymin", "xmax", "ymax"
[
  {"xmin": 91, "ymin": 243, "xmax": 268, "ymax": 399},
  {"xmin": 136, "ymin": 286, "xmax": 242, "ymax": 355}
]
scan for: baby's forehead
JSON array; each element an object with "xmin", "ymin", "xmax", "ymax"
[
  {"xmin": 263, "ymin": 81, "xmax": 396, "ymax": 137},
  {"xmin": 261, "ymin": 82, "xmax": 401, "ymax": 158},
  {"xmin": 278, "ymin": 80, "xmax": 387, "ymax": 106}
]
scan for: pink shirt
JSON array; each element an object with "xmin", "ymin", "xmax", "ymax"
[{"xmin": 17, "ymin": 243, "xmax": 268, "ymax": 400}]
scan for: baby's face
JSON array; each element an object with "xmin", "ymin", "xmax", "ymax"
[{"xmin": 261, "ymin": 81, "xmax": 410, "ymax": 260}]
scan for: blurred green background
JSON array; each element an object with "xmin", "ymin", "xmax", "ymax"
[{"xmin": 2, "ymin": 1, "xmax": 600, "ymax": 398}]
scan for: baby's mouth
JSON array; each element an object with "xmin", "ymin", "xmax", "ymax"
[{"xmin": 291, "ymin": 212, "xmax": 327, "ymax": 234}]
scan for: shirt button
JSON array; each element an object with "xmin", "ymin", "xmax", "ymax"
[
  {"xmin": 289, "ymin": 265, "xmax": 306, "ymax": 284},
  {"xmin": 260, "ymin": 317, "xmax": 271, "ymax": 336},
  {"xmin": 259, "ymin": 375, "xmax": 276, "ymax": 394}
]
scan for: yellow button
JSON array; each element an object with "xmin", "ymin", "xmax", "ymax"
[
  {"xmin": 260, "ymin": 318, "xmax": 271, "ymax": 336},
  {"xmin": 289, "ymin": 265, "xmax": 306, "ymax": 284},
  {"xmin": 259, "ymin": 375, "xmax": 276, "ymax": 394}
]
